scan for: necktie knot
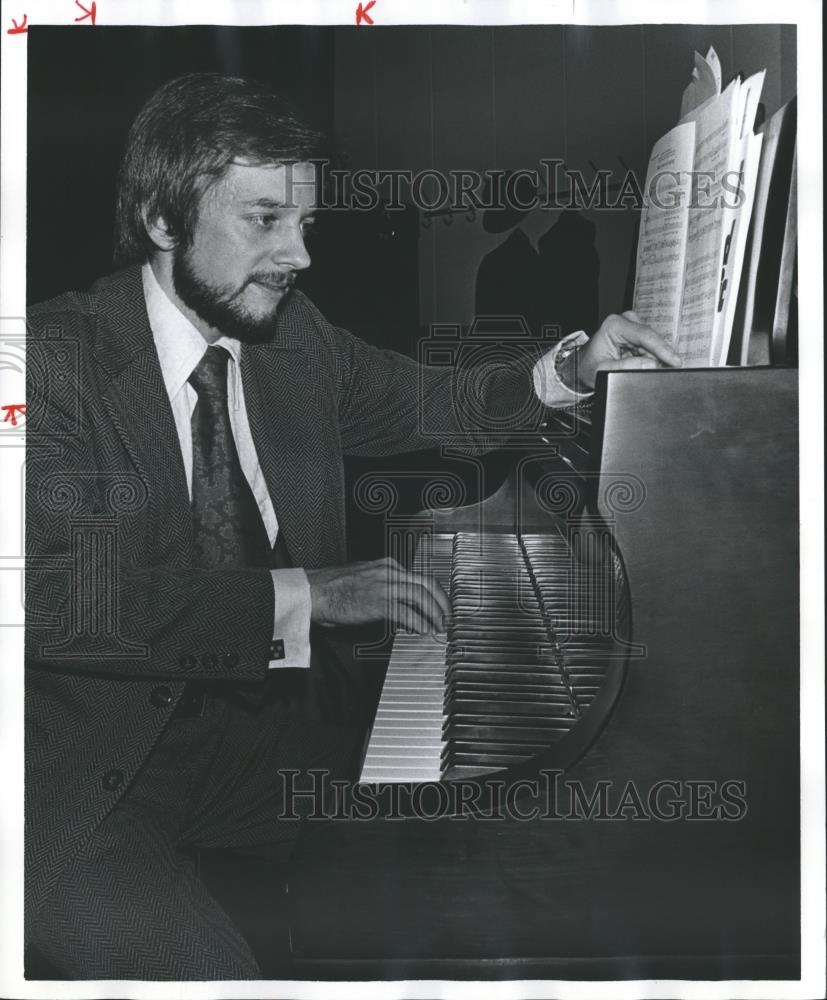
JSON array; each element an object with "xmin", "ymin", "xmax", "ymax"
[{"xmin": 188, "ymin": 346, "xmax": 231, "ymax": 403}]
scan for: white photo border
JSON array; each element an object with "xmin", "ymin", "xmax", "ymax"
[{"xmin": 1, "ymin": 2, "xmax": 822, "ymax": 998}]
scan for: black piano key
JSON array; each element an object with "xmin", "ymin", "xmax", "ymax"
[
  {"xmin": 446, "ymin": 685, "xmax": 572, "ymax": 703},
  {"xmin": 449, "ymin": 634, "xmax": 557, "ymax": 648},
  {"xmin": 447, "ymin": 653, "xmax": 558, "ymax": 669},
  {"xmin": 442, "ymin": 742, "xmax": 548, "ymax": 758},
  {"xmin": 444, "ymin": 721, "xmax": 575, "ymax": 744},
  {"xmin": 450, "ymin": 626, "xmax": 546, "ymax": 634},
  {"xmin": 441, "ymin": 740, "xmax": 549, "ymax": 759},
  {"xmin": 447, "ymin": 668, "xmax": 571, "ymax": 686},
  {"xmin": 447, "ymin": 658, "xmax": 566, "ymax": 673},
  {"xmin": 446, "ymin": 699, "xmax": 577, "ymax": 719},
  {"xmin": 448, "ymin": 652, "xmax": 559, "ymax": 665},
  {"xmin": 442, "ymin": 765, "xmax": 509, "ymax": 779},
  {"xmin": 447, "ymin": 681, "xmax": 573, "ymax": 699},
  {"xmin": 443, "ymin": 750, "xmax": 539, "ymax": 768},
  {"xmin": 446, "ymin": 685, "xmax": 573, "ymax": 703}
]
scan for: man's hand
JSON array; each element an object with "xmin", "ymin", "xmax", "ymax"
[
  {"xmin": 576, "ymin": 311, "xmax": 683, "ymax": 390},
  {"xmin": 306, "ymin": 558, "xmax": 451, "ymax": 633}
]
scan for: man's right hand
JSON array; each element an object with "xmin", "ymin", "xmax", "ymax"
[
  {"xmin": 306, "ymin": 558, "xmax": 451, "ymax": 633},
  {"xmin": 576, "ymin": 310, "xmax": 683, "ymax": 389}
]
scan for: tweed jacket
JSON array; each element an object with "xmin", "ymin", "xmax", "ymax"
[{"xmin": 24, "ymin": 265, "xmax": 535, "ymax": 911}]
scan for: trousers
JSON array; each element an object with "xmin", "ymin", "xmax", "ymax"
[{"xmin": 26, "ymin": 674, "xmax": 367, "ymax": 980}]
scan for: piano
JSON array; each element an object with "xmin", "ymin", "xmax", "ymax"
[
  {"xmin": 284, "ymin": 365, "xmax": 799, "ymax": 980},
  {"xmin": 281, "ymin": 98, "xmax": 801, "ymax": 978},
  {"xmin": 359, "ymin": 472, "xmax": 631, "ymax": 787}
]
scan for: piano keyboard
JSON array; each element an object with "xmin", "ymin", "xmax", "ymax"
[
  {"xmin": 360, "ymin": 530, "xmax": 621, "ymax": 784},
  {"xmin": 359, "ymin": 533, "xmax": 454, "ymax": 783}
]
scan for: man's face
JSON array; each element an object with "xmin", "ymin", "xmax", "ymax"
[{"xmin": 172, "ymin": 160, "xmax": 317, "ymax": 344}]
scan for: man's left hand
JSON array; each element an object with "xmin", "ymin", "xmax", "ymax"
[{"xmin": 577, "ymin": 311, "xmax": 683, "ymax": 390}]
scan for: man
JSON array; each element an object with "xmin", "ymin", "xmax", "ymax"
[{"xmin": 25, "ymin": 73, "xmax": 680, "ymax": 979}]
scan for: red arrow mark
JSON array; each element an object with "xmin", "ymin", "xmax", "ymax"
[
  {"xmin": 7, "ymin": 13, "xmax": 27, "ymax": 33},
  {"xmin": 2, "ymin": 404, "xmax": 26, "ymax": 427},
  {"xmin": 74, "ymin": 0, "xmax": 96, "ymax": 25},
  {"xmin": 355, "ymin": 1, "xmax": 375, "ymax": 25}
]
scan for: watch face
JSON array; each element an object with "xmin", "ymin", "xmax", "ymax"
[{"xmin": 553, "ymin": 340, "xmax": 588, "ymax": 395}]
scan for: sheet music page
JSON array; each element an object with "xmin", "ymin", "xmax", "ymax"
[
  {"xmin": 709, "ymin": 71, "xmax": 766, "ymax": 364},
  {"xmin": 737, "ymin": 105, "xmax": 787, "ymax": 364},
  {"xmin": 735, "ymin": 69, "xmax": 766, "ymax": 142},
  {"xmin": 711, "ymin": 130, "xmax": 765, "ymax": 365},
  {"xmin": 675, "ymin": 80, "xmax": 741, "ymax": 366},
  {"xmin": 705, "ymin": 45, "xmax": 723, "ymax": 93},
  {"xmin": 680, "ymin": 48, "xmax": 720, "ymax": 118},
  {"xmin": 633, "ymin": 121, "xmax": 696, "ymax": 345}
]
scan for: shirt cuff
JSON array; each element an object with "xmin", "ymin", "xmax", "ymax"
[
  {"xmin": 268, "ymin": 568, "xmax": 312, "ymax": 670},
  {"xmin": 532, "ymin": 330, "xmax": 593, "ymax": 407}
]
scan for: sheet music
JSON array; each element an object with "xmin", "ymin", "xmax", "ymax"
[
  {"xmin": 705, "ymin": 45, "xmax": 722, "ymax": 93},
  {"xmin": 710, "ymin": 71, "xmax": 766, "ymax": 364},
  {"xmin": 633, "ymin": 121, "xmax": 696, "ymax": 344},
  {"xmin": 737, "ymin": 105, "xmax": 787, "ymax": 365},
  {"xmin": 711, "ymin": 130, "xmax": 765, "ymax": 365},
  {"xmin": 675, "ymin": 80, "xmax": 741, "ymax": 366},
  {"xmin": 680, "ymin": 48, "xmax": 720, "ymax": 118}
]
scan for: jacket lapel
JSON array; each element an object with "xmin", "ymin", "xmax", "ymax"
[
  {"xmin": 92, "ymin": 267, "xmax": 194, "ymax": 565},
  {"xmin": 241, "ymin": 342, "xmax": 318, "ymax": 568}
]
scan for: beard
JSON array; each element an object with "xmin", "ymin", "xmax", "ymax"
[{"xmin": 172, "ymin": 248, "xmax": 296, "ymax": 345}]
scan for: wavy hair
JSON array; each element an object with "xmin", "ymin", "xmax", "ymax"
[{"xmin": 113, "ymin": 73, "xmax": 328, "ymax": 266}]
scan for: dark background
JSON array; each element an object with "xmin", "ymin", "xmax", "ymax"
[
  {"xmin": 27, "ymin": 26, "xmax": 335, "ymax": 305},
  {"xmin": 27, "ymin": 24, "xmax": 796, "ymax": 328}
]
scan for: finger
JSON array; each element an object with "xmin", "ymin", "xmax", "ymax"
[
  {"xmin": 388, "ymin": 565, "xmax": 451, "ymax": 626},
  {"xmin": 621, "ymin": 309, "xmax": 642, "ymax": 323},
  {"xmin": 594, "ymin": 356, "xmax": 659, "ymax": 374},
  {"xmin": 610, "ymin": 316, "xmax": 682, "ymax": 367},
  {"xmin": 390, "ymin": 580, "xmax": 446, "ymax": 633},
  {"xmin": 412, "ymin": 573, "xmax": 452, "ymax": 621},
  {"xmin": 389, "ymin": 600, "xmax": 432, "ymax": 635}
]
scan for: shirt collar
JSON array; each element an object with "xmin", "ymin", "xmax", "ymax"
[{"xmin": 142, "ymin": 263, "xmax": 242, "ymax": 399}]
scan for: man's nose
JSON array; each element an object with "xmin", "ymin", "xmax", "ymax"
[{"xmin": 274, "ymin": 224, "xmax": 311, "ymax": 271}]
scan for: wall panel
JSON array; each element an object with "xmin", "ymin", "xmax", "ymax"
[{"xmin": 565, "ymin": 25, "xmax": 647, "ymax": 317}]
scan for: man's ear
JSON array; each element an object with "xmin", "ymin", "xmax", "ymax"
[{"xmin": 142, "ymin": 209, "xmax": 177, "ymax": 252}]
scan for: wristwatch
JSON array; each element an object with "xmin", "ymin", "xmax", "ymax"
[{"xmin": 553, "ymin": 333, "xmax": 592, "ymax": 396}]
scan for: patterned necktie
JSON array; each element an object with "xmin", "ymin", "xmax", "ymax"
[{"xmin": 188, "ymin": 346, "xmax": 273, "ymax": 568}]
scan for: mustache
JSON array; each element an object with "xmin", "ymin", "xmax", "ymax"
[{"xmin": 246, "ymin": 271, "xmax": 296, "ymax": 290}]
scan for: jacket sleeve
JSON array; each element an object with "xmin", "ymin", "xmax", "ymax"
[
  {"xmin": 317, "ymin": 313, "xmax": 545, "ymax": 458},
  {"xmin": 25, "ymin": 355, "xmax": 276, "ymax": 683}
]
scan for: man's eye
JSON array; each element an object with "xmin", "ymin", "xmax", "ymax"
[{"xmin": 249, "ymin": 215, "xmax": 277, "ymax": 228}]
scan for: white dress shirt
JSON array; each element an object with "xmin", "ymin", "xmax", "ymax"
[
  {"xmin": 142, "ymin": 264, "xmax": 311, "ymax": 671},
  {"xmin": 142, "ymin": 264, "xmax": 590, "ymax": 672}
]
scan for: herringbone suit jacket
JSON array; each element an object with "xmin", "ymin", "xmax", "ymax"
[{"xmin": 24, "ymin": 265, "xmax": 535, "ymax": 913}]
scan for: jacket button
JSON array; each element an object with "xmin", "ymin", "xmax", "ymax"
[
  {"xmin": 200, "ymin": 652, "xmax": 218, "ymax": 670},
  {"xmin": 222, "ymin": 651, "xmax": 239, "ymax": 668},
  {"xmin": 150, "ymin": 685, "xmax": 173, "ymax": 707},
  {"xmin": 102, "ymin": 769, "xmax": 124, "ymax": 791},
  {"xmin": 179, "ymin": 654, "xmax": 198, "ymax": 671}
]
